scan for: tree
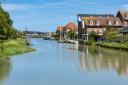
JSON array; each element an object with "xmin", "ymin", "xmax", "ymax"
[
  {"xmin": 89, "ymin": 31, "xmax": 98, "ymax": 41},
  {"xmin": 67, "ymin": 30, "xmax": 75, "ymax": 39},
  {"xmin": 0, "ymin": 6, "xmax": 16, "ymax": 40},
  {"xmin": 104, "ymin": 27, "xmax": 122, "ymax": 41}
]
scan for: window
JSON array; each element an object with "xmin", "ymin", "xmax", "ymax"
[
  {"xmin": 96, "ymin": 20, "xmax": 100, "ymax": 26},
  {"xmin": 108, "ymin": 21, "xmax": 112, "ymax": 26},
  {"xmin": 126, "ymin": 15, "xmax": 128, "ymax": 19},
  {"xmin": 82, "ymin": 20, "xmax": 85, "ymax": 28},
  {"xmin": 90, "ymin": 20, "xmax": 94, "ymax": 25},
  {"xmin": 115, "ymin": 21, "xmax": 119, "ymax": 25},
  {"xmin": 124, "ymin": 22, "xmax": 127, "ymax": 26}
]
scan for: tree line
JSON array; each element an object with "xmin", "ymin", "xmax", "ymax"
[{"xmin": 0, "ymin": 5, "xmax": 17, "ymax": 41}]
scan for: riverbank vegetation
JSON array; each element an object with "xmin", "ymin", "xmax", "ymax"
[
  {"xmin": 96, "ymin": 42, "xmax": 128, "ymax": 50},
  {"xmin": 0, "ymin": 5, "xmax": 35, "ymax": 57},
  {"xmin": 83, "ymin": 27, "xmax": 128, "ymax": 50},
  {"xmin": 0, "ymin": 38, "xmax": 35, "ymax": 57}
]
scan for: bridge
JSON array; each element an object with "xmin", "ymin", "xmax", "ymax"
[{"xmin": 23, "ymin": 31, "xmax": 54, "ymax": 38}]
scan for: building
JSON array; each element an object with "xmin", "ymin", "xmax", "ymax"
[
  {"xmin": 63, "ymin": 22, "xmax": 78, "ymax": 39},
  {"xmin": 77, "ymin": 14, "xmax": 123, "ymax": 41},
  {"xmin": 117, "ymin": 10, "xmax": 128, "ymax": 26},
  {"xmin": 64, "ymin": 22, "xmax": 77, "ymax": 31},
  {"xmin": 56, "ymin": 26, "xmax": 64, "ymax": 39},
  {"xmin": 56, "ymin": 22, "xmax": 77, "ymax": 39},
  {"xmin": 57, "ymin": 26, "xmax": 64, "ymax": 31}
]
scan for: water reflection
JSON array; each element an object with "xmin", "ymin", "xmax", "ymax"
[
  {"xmin": 0, "ymin": 57, "xmax": 10, "ymax": 82},
  {"xmin": 78, "ymin": 45, "xmax": 128, "ymax": 76}
]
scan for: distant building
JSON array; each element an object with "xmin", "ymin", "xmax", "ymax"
[
  {"xmin": 57, "ymin": 26, "xmax": 64, "ymax": 31},
  {"xmin": 63, "ymin": 22, "xmax": 78, "ymax": 39},
  {"xmin": 77, "ymin": 14, "xmax": 123, "ymax": 41},
  {"xmin": 56, "ymin": 22, "xmax": 77, "ymax": 39},
  {"xmin": 64, "ymin": 22, "xmax": 77, "ymax": 31},
  {"xmin": 117, "ymin": 10, "xmax": 128, "ymax": 26},
  {"xmin": 56, "ymin": 26, "xmax": 64, "ymax": 39}
]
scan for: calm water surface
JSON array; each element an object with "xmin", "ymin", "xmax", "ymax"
[{"xmin": 0, "ymin": 38, "xmax": 128, "ymax": 85}]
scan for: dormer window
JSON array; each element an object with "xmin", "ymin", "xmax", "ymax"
[
  {"xmin": 90, "ymin": 20, "xmax": 94, "ymax": 25},
  {"xmin": 96, "ymin": 20, "xmax": 100, "ymax": 26},
  {"xmin": 108, "ymin": 20, "xmax": 112, "ymax": 26},
  {"xmin": 124, "ymin": 22, "xmax": 127, "ymax": 26},
  {"xmin": 115, "ymin": 21, "xmax": 119, "ymax": 25},
  {"xmin": 126, "ymin": 15, "xmax": 128, "ymax": 19}
]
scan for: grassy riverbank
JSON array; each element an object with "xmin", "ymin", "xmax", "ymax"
[
  {"xmin": 96, "ymin": 42, "xmax": 128, "ymax": 50},
  {"xmin": 0, "ymin": 38, "xmax": 35, "ymax": 57},
  {"xmin": 79, "ymin": 40, "xmax": 128, "ymax": 50}
]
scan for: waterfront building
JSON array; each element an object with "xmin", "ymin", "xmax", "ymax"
[
  {"xmin": 63, "ymin": 22, "xmax": 78, "ymax": 39},
  {"xmin": 56, "ymin": 22, "xmax": 77, "ymax": 39},
  {"xmin": 56, "ymin": 26, "xmax": 64, "ymax": 39},
  {"xmin": 77, "ymin": 14, "xmax": 123, "ymax": 41},
  {"xmin": 117, "ymin": 10, "xmax": 128, "ymax": 26}
]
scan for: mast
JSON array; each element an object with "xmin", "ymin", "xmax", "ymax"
[{"xmin": 60, "ymin": 27, "xmax": 62, "ymax": 40}]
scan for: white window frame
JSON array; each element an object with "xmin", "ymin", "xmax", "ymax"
[
  {"xmin": 108, "ymin": 21, "xmax": 112, "ymax": 26},
  {"xmin": 115, "ymin": 21, "xmax": 119, "ymax": 25},
  {"xmin": 96, "ymin": 20, "xmax": 100, "ymax": 26},
  {"xmin": 124, "ymin": 22, "xmax": 127, "ymax": 26},
  {"xmin": 126, "ymin": 15, "xmax": 128, "ymax": 19},
  {"xmin": 90, "ymin": 20, "xmax": 94, "ymax": 26}
]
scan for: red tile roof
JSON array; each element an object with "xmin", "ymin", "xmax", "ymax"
[
  {"xmin": 57, "ymin": 26, "xmax": 64, "ymax": 31},
  {"xmin": 64, "ymin": 22, "xmax": 77, "ymax": 30}
]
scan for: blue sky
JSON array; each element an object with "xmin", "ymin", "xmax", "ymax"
[{"xmin": 2, "ymin": 0, "xmax": 128, "ymax": 32}]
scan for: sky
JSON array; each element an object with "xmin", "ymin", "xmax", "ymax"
[{"xmin": 1, "ymin": 0, "xmax": 128, "ymax": 32}]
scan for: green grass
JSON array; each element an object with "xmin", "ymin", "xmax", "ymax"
[
  {"xmin": 0, "ymin": 38, "xmax": 36, "ymax": 57},
  {"xmin": 96, "ymin": 42, "xmax": 128, "ymax": 50}
]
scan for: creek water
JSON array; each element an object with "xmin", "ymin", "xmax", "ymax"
[{"xmin": 0, "ymin": 38, "xmax": 128, "ymax": 85}]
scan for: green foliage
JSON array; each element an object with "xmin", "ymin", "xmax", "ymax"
[
  {"xmin": 85, "ymin": 41, "xmax": 95, "ymax": 45},
  {"xmin": 0, "ymin": 38, "xmax": 35, "ymax": 57},
  {"xmin": 89, "ymin": 31, "xmax": 98, "ymax": 41},
  {"xmin": 104, "ymin": 27, "xmax": 122, "ymax": 41},
  {"xmin": 67, "ymin": 30, "xmax": 75, "ymax": 39},
  {"xmin": 98, "ymin": 42, "xmax": 128, "ymax": 50},
  {"xmin": 0, "ymin": 6, "xmax": 16, "ymax": 40},
  {"xmin": 54, "ymin": 30, "xmax": 60, "ymax": 40}
]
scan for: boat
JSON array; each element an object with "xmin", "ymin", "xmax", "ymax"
[{"xmin": 58, "ymin": 39, "xmax": 64, "ymax": 43}]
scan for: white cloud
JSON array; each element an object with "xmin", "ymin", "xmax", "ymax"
[
  {"xmin": 80, "ymin": 2, "xmax": 101, "ymax": 6},
  {"xmin": 1, "ymin": 1, "xmax": 101, "ymax": 11},
  {"xmin": 121, "ymin": 4, "xmax": 128, "ymax": 10},
  {"xmin": 1, "ymin": 4, "xmax": 35, "ymax": 11},
  {"xmin": 1, "ymin": 1, "xmax": 68, "ymax": 11}
]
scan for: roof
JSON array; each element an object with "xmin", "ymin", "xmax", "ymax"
[
  {"xmin": 77, "ymin": 14, "xmax": 114, "ymax": 17},
  {"xmin": 82, "ymin": 16, "xmax": 123, "ymax": 27},
  {"xmin": 64, "ymin": 22, "xmax": 77, "ymax": 30},
  {"xmin": 118, "ymin": 10, "xmax": 128, "ymax": 20},
  {"xmin": 57, "ymin": 26, "xmax": 64, "ymax": 31}
]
